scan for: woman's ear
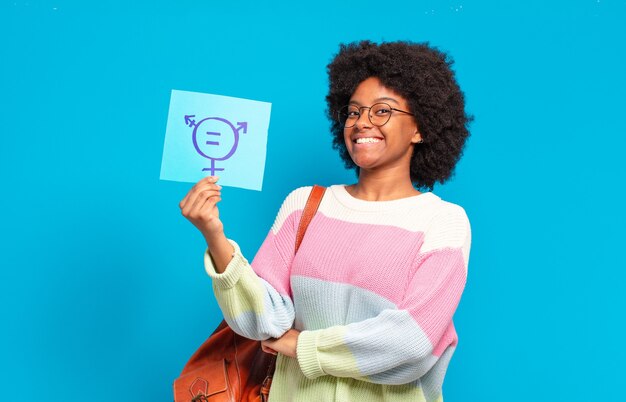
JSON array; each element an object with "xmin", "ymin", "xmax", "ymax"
[{"xmin": 411, "ymin": 132, "xmax": 423, "ymax": 144}]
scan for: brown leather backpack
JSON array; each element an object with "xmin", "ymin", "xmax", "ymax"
[{"xmin": 173, "ymin": 186, "xmax": 326, "ymax": 402}]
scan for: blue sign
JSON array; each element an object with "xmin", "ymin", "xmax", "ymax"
[{"xmin": 160, "ymin": 89, "xmax": 272, "ymax": 191}]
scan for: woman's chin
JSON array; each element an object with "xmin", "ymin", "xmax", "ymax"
[
  {"xmin": 352, "ymin": 160, "xmax": 380, "ymax": 171},
  {"xmin": 349, "ymin": 151, "xmax": 380, "ymax": 167}
]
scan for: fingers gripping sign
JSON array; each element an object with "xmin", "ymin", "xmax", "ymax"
[{"xmin": 180, "ymin": 176, "xmax": 223, "ymax": 238}]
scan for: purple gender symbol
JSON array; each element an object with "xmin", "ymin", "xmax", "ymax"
[{"xmin": 184, "ymin": 115, "xmax": 248, "ymax": 176}]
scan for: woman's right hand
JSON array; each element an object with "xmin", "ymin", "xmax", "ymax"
[{"xmin": 179, "ymin": 176, "xmax": 223, "ymax": 239}]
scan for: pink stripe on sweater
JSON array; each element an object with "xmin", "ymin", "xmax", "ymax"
[
  {"xmin": 251, "ymin": 211, "xmax": 466, "ymax": 349},
  {"xmin": 432, "ymin": 322, "xmax": 458, "ymax": 357},
  {"xmin": 401, "ymin": 248, "xmax": 467, "ymax": 346},
  {"xmin": 291, "ymin": 213, "xmax": 426, "ymax": 305},
  {"xmin": 250, "ymin": 210, "xmax": 303, "ymax": 298}
]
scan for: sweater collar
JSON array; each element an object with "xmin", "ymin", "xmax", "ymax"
[{"xmin": 329, "ymin": 184, "xmax": 439, "ymax": 212}]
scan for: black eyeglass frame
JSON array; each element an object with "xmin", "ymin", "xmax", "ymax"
[{"xmin": 337, "ymin": 103, "xmax": 415, "ymax": 128}]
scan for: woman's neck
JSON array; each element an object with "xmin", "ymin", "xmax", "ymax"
[{"xmin": 345, "ymin": 169, "xmax": 421, "ymax": 201}]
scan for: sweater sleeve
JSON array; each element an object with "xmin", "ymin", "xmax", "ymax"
[
  {"xmin": 204, "ymin": 187, "xmax": 312, "ymax": 341},
  {"xmin": 296, "ymin": 205, "xmax": 471, "ymax": 384}
]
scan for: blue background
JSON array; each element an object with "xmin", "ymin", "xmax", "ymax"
[{"xmin": 1, "ymin": 1, "xmax": 624, "ymax": 401}]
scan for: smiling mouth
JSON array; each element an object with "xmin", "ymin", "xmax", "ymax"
[{"xmin": 354, "ymin": 137, "xmax": 383, "ymax": 144}]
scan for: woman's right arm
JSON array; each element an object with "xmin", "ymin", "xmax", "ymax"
[
  {"xmin": 180, "ymin": 177, "xmax": 307, "ymax": 341},
  {"xmin": 179, "ymin": 175, "xmax": 233, "ymax": 272}
]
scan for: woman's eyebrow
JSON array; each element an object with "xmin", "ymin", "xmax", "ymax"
[
  {"xmin": 374, "ymin": 97, "xmax": 400, "ymax": 105},
  {"xmin": 349, "ymin": 97, "xmax": 400, "ymax": 106}
]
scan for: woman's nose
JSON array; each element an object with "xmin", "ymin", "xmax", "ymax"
[{"xmin": 355, "ymin": 110, "xmax": 371, "ymax": 129}]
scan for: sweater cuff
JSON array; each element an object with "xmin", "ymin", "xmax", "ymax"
[
  {"xmin": 204, "ymin": 239, "xmax": 249, "ymax": 290},
  {"xmin": 297, "ymin": 330, "xmax": 325, "ymax": 379}
]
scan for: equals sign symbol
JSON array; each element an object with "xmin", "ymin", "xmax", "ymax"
[{"xmin": 205, "ymin": 131, "xmax": 221, "ymax": 146}]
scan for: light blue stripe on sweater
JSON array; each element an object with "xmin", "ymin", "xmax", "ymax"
[
  {"xmin": 291, "ymin": 275, "xmax": 397, "ymax": 330},
  {"xmin": 419, "ymin": 345, "xmax": 455, "ymax": 400},
  {"xmin": 291, "ymin": 275, "xmax": 437, "ymax": 384},
  {"xmin": 342, "ymin": 309, "xmax": 438, "ymax": 384},
  {"xmin": 222, "ymin": 275, "xmax": 295, "ymax": 340}
]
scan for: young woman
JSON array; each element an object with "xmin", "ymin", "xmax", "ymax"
[{"xmin": 180, "ymin": 40, "xmax": 472, "ymax": 402}]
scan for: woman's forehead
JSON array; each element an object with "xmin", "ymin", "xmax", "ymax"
[{"xmin": 349, "ymin": 77, "xmax": 407, "ymax": 105}]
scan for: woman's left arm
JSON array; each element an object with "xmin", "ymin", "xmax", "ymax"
[{"xmin": 293, "ymin": 207, "xmax": 471, "ymax": 384}]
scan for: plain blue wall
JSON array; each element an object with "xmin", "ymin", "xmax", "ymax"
[{"xmin": 1, "ymin": 1, "xmax": 625, "ymax": 401}]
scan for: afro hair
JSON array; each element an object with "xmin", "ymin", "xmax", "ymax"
[{"xmin": 326, "ymin": 40, "xmax": 473, "ymax": 191}]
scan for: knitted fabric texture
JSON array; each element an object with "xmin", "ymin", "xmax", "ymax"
[{"xmin": 204, "ymin": 185, "xmax": 471, "ymax": 402}]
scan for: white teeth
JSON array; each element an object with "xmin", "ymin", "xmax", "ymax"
[{"xmin": 355, "ymin": 137, "xmax": 382, "ymax": 144}]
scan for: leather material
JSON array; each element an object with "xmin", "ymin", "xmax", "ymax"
[
  {"xmin": 295, "ymin": 185, "xmax": 325, "ymax": 254},
  {"xmin": 174, "ymin": 186, "xmax": 326, "ymax": 402}
]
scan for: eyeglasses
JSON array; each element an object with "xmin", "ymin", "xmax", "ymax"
[{"xmin": 337, "ymin": 102, "xmax": 415, "ymax": 128}]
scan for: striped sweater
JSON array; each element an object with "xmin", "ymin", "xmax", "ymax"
[{"xmin": 204, "ymin": 185, "xmax": 471, "ymax": 402}]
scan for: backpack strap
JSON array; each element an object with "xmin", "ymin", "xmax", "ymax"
[{"xmin": 295, "ymin": 185, "xmax": 326, "ymax": 254}]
